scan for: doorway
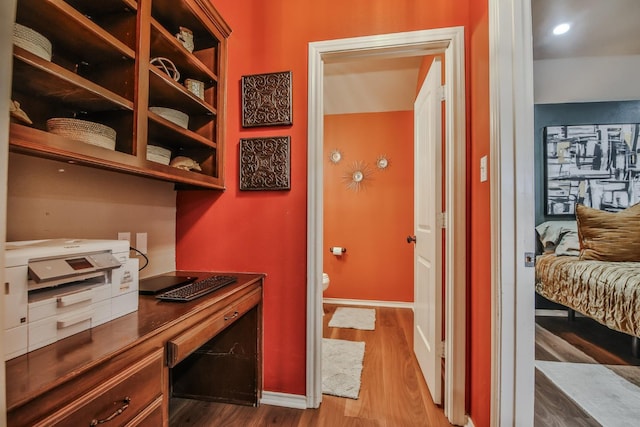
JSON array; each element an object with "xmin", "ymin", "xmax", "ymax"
[
  {"xmin": 490, "ymin": 0, "xmax": 640, "ymax": 424},
  {"xmin": 488, "ymin": 0, "xmax": 536, "ymax": 424},
  {"xmin": 307, "ymin": 27, "xmax": 467, "ymax": 425}
]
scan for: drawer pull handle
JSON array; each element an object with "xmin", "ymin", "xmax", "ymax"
[
  {"xmin": 224, "ymin": 311, "xmax": 239, "ymax": 321},
  {"xmin": 89, "ymin": 397, "xmax": 131, "ymax": 426},
  {"xmin": 57, "ymin": 310, "xmax": 93, "ymax": 329},
  {"xmin": 57, "ymin": 288, "xmax": 94, "ymax": 307}
]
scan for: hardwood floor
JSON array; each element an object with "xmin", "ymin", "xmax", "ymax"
[
  {"xmin": 535, "ymin": 314, "xmax": 640, "ymax": 366},
  {"xmin": 170, "ymin": 304, "xmax": 453, "ymax": 426},
  {"xmin": 534, "ymin": 313, "xmax": 640, "ymax": 427}
]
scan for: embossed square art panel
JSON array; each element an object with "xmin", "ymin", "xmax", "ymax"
[
  {"xmin": 239, "ymin": 136, "xmax": 291, "ymax": 191},
  {"xmin": 241, "ymin": 71, "xmax": 292, "ymax": 127}
]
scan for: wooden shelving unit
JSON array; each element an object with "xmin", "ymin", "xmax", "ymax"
[{"xmin": 10, "ymin": 0, "xmax": 231, "ymax": 190}]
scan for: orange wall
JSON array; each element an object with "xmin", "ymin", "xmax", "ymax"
[
  {"xmin": 468, "ymin": 1, "xmax": 491, "ymax": 427},
  {"xmin": 174, "ymin": 2, "xmax": 494, "ymax": 423},
  {"xmin": 323, "ymin": 112, "xmax": 413, "ymax": 302}
]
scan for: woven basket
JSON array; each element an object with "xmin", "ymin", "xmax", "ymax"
[
  {"xmin": 146, "ymin": 145, "xmax": 172, "ymax": 165},
  {"xmin": 149, "ymin": 107, "xmax": 189, "ymax": 129},
  {"xmin": 13, "ymin": 23, "xmax": 52, "ymax": 61},
  {"xmin": 46, "ymin": 118, "xmax": 117, "ymax": 150}
]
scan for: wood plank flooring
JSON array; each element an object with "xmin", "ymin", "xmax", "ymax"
[
  {"xmin": 534, "ymin": 313, "xmax": 640, "ymax": 427},
  {"xmin": 170, "ymin": 304, "xmax": 453, "ymax": 427}
]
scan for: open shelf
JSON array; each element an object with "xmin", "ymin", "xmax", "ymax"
[
  {"xmin": 10, "ymin": 0, "xmax": 230, "ymax": 190},
  {"xmin": 148, "ymin": 67, "xmax": 216, "ymax": 116},
  {"xmin": 16, "ymin": 0, "xmax": 135, "ymax": 63},
  {"xmin": 150, "ymin": 19, "xmax": 218, "ymax": 85},
  {"xmin": 13, "ymin": 47, "xmax": 133, "ymax": 112},
  {"xmin": 10, "ymin": 123, "xmax": 223, "ymax": 189},
  {"xmin": 148, "ymin": 111, "xmax": 216, "ymax": 149}
]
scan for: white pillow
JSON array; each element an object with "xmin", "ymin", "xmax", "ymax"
[
  {"xmin": 535, "ymin": 221, "xmax": 577, "ymax": 252},
  {"xmin": 554, "ymin": 230, "xmax": 580, "ymax": 256}
]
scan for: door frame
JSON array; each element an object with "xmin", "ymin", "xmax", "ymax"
[
  {"xmin": 488, "ymin": 0, "xmax": 536, "ymax": 425},
  {"xmin": 307, "ymin": 27, "xmax": 467, "ymax": 425},
  {"xmin": 0, "ymin": 1, "xmax": 17, "ymax": 423}
]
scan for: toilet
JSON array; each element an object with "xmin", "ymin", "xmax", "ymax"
[
  {"xmin": 322, "ymin": 273, "xmax": 330, "ymax": 292},
  {"xmin": 322, "ymin": 273, "xmax": 330, "ymax": 315}
]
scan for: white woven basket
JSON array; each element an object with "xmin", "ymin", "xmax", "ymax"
[
  {"xmin": 13, "ymin": 23, "xmax": 52, "ymax": 61},
  {"xmin": 46, "ymin": 118, "xmax": 117, "ymax": 151},
  {"xmin": 149, "ymin": 107, "xmax": 189, "ymax": 129},
  {"xmin": 146, "ymin": 145, "xmax": 172, "ymax": 165}
]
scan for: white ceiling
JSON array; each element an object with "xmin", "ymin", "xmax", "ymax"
[
  {"xmin": 323, "ymin": 56, "xmax": 424, "ymax": 115},
  {"xmin": 532, "ymin": 0, "xmax": 640, "ymax": 60},
  {"xmin": 323, "ymin": 0, "xmax": 639, "ymax": 115}
]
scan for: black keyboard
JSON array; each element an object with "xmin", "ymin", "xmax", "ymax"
[{"xmin": 156, "ymin": 275, "xmax": 237, "ymax": 302}]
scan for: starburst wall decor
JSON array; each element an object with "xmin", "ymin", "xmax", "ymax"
[
  {"xmin": 343, "ymin": 161, "xmax": 374, "ymax": 192},
  {"xmin": 376, "ymin": 154, "xmax": 390, "ymax": 170},
  {"xmin": 328, "ymin": 149, "xmax": 343, "ymax": 164},
  {"xmin": 241, "ymin": 71, "xmax": 292, "ymax": 127}
]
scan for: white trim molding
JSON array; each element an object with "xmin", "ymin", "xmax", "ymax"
[
  {"xmin": 489, "ymin": 0, "xmax": 536, "ymax": 425},
  {"xmin": 260, "ymin": 391, "xmax": 308, "ymax": 409},
  {"xmin": 323, "ymin": 298, "xmax": 413, "ymax": 309},
  {"xmin": 308, "ymin": 27, "xmax": 467, "ymax": 426}
]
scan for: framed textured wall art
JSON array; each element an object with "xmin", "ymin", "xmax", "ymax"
[
  {"xmin": 241, "ymin": 71, "xmax": 292, "ymax": 127},
  {"xmin": 239, "ymin": 136, "xmax": 291, "ymax": 191},
  {"xmin": 544, "ymin": 123, "xmax": 640, "ymax": 215}
]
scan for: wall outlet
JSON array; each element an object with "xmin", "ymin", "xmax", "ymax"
[
  {"xmin": 117, "ymin": 232, "xmax": 131, "ymax": 243},
  {"xmin": 136, "ymin": 232, "xmax": 147, "ymax": 254}
]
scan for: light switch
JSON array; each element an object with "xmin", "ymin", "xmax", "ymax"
[{"xmin": 480, "ymin": 155, "xmax": 488, "ymax": 182}]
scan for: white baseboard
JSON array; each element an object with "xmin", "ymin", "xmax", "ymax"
[
  {"xmin": 261, "ymin": 390, "xmax": 473, "ymax": 422},
  {"xmin": 260, "ymin": 391, "xmax": 307, "ymax": 409},
  {"xmin": 535, "ymin": 309, "xmax": 583, "ymax": 317},
  {"xmin": 322, "ymin": 297, "xmax": 413, "ymax": 309}
]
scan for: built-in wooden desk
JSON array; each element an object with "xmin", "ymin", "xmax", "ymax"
[{"xmin": 5, "ymin": 272, "xmax": 264, "ymax": 427}]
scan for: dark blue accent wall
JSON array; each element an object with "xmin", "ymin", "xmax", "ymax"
[{"xmin": 534, "ymin": 101, "xmax": 640, "ymax": 224}]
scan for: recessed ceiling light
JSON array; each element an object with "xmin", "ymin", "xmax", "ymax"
[{"xmin": 553, "ymin": 23, "xmax": 571, "ymax": 36}]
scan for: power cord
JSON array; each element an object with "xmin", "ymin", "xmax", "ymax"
[{"xmin": 130, "ymin": 246, "xmax": 149, "ymax": 271}]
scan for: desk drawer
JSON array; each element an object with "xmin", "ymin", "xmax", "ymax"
[
  {"xmin": 166, "ymin": 287, "xmax": 261, "ymax": 368},
  {"xmin": 125, "ymin": 396, "xmax": 163, "ymax": 426},
  {"xmin": 32, "ymin": 349, "xmax": 163, "ymax": 427}
]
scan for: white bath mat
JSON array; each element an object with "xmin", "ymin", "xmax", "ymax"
[
  {"xmin": 536, "ymin": 360, "xmax": 640, "ymax": 427},
  {"xmin": 322, "ymin": 338, "xmax": 365, "ymax": 399},
  {"xmin": 328, "ymin": 307, "xmax": 376, "ymax": 330}
]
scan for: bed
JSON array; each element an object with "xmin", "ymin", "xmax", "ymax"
[{"xmin": 535, "ymin": 203, "xmax": 640, "ymax": 355}]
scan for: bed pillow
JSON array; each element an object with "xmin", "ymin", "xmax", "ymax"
[
  {"xmin": 535, "ymin": 221, "xmax": 577, "ymax": 253},
  {"xmin": 576, "ymin": 203, "xmax": 640, "ymax": 261},
  {"xmin": 554, "ymin": 230, "xmax": 580, "ymax": 256}
]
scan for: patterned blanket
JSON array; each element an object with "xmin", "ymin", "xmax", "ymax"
[{"xmin": 536, "ymin": 253, "xmax": 640, "ymax": 337}]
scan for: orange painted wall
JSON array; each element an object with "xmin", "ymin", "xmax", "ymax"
[
  {"xmin": 174, "ymin": 2, "xmax": 493, "ymax": 423},
  {"xmin": 469, "ymin": 1, "xmax": 492, "ymax": 427},
  {"xmin": 323, "ymin": 112, "xmax": 413, "ymax": 302}
]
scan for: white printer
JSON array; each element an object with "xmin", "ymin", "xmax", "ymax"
[{"xmin": 3, "ymin": 239, "xmax": 139, "ymax": 360}]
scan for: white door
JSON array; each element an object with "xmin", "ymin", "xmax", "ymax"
[{"xmin": 412, "ymin": 58, "xmax": 443, "ymax": 405}]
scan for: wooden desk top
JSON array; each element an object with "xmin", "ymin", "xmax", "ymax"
[{"xmin": 5, "ymin": 271, "xmax": 264, "ymax": 412}]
